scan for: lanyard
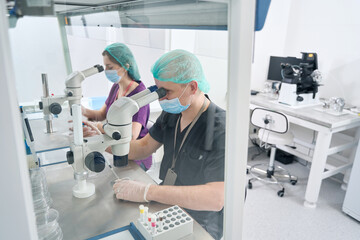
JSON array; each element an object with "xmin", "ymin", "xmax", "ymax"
[
  {"xmin": 116, "ymin": 80, "xmax": 134, "ymax": 99},
  {"xmin": 171, "ymin": 98, "xmax": 208, "ymax": 169}
]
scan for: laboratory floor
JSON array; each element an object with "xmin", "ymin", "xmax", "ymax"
[
  {"xmin": 146, "ymin": 148, "xmax": 360, "ymax": 240},
  {"xmin": 244, "ymin": 148, "xmax": 360, "ymax": 240}
]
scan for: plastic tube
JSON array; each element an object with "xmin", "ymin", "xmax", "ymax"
[
  {"xmin": 144, "ymin": 207, "xmax": 149, "ymax": 225},
  {"xmin": 151, "ymin": 214, "xmax": 157, "ymax": 235},
  {"xmin": 147, "ymin": 212, "xmax": 152, "ymax": 230},
  {"xmin": 139, "ymin": 205, "xmax": 145, "ymax": 222},
  {"xmin": 158, "ymin": 213, "xmax": 164, "ymax": 232}
]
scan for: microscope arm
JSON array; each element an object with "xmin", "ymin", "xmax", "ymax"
[
  {"xmin": 68, "ymin": 86, "xmax": 166, "ymax": 173},
  {"xmin": 104, "ymin": 86, "xmax": 166, "ymax": 158},
  {"xmin": 66, "ymin": 85, "xmax": 165, "ymax": 198},
  {"xmin": 40, "ymin": 65, "xmax": 104, "ymax": 116},
  {"xmin": 106, "ymin": 86, "xmax": 163, "ymax": 126},
  {"xmin": 65, "ymin": 65, "xmax": 104, "ymax": 88}
]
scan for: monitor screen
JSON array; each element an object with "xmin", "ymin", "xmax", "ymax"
[{"xmin": 267, "ymin": 56, "xmax": 302, "ymax": 81}]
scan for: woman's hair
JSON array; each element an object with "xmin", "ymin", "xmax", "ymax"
[
  {"xmin": 103, "ymin": 43, "xmax": 141, "ymax": 81},
  {"xmin": 102, "ymin": 50, "xmax": 119, "ymax": 66}
]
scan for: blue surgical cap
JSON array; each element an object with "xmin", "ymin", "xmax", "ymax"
[
  {"xmin": 104, "ymin": 43, "xmax": 141, "ymax": 81},
  {"xmin": 151, "ymin": 49, "xmax": 210, "ymax": 93}
]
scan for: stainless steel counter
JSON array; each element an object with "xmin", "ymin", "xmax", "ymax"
[
  {"xmin": 29, "ymin": 112, "xmax": 72, "ymax": 153},
  {"xmin": 44, "ymin": 159, "xmax": 213, "ymax": 240}
]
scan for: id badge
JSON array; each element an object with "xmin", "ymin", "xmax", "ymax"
[{"xmin": 163, "ymin": 168, "xmax": 177, "ymax": 186}]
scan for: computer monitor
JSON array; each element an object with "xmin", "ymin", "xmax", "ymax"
[{"xmin": 267, "ymin": 56, "xmax": 302, "ymax": 81}]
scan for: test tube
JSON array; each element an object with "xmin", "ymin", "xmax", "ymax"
[
  {"xmin": 158, "ymin": 213, "xmax": 164, "ymax": 232},
  {"xmin": 147, "ymin": 212, "xmax": 152, "ymax": 230},
  {"xmin": 144, "ymin": 207, "xmax": 148, "ymax": 224},
  {"xmin": 151, "ymin": 214, "xmax": 157, "ymax": 235},
  {"xmin": 143, "ymin": 207, "xmax": 149, "ymax": 225},
  {"xmin": 139, "ymin": 205, "xmax": 144, "ymax": 222}
]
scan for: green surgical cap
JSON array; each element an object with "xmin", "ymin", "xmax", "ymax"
[
  {"xmin": 151, "ymin": 49, "xmax": 210, "ymax": 93},
  {"xmin": 104, "ymin": 43, "xmax": 141, "ymax": 81}
]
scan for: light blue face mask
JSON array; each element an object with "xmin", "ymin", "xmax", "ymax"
[
  {"xmin": 159, "ymin": 84, "xmax": 191, "ymax": 114},
  {"xmin": 105, "ymin": 70, "xmax": 121, "ymax": 83}
]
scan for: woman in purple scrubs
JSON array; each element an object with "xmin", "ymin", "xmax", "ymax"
[{"xmin": 82, "ymin": 43, "xmax": 152, "ymax": 171}]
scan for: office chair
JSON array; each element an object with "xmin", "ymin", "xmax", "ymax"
[{"xmin": 248, "ymin": 108, "xmax": 298, "ymax": 197}]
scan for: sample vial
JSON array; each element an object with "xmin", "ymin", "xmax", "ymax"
[
  {"xmin": 151, "ymin": 214, "xmax": 157, "ymax": 235},
  {"xmin": 158, "ymin": 213, "xmax": 164, "ymax": 232},
  {"xmin": 139, "ymin": 205, "xmax": 144, "ymax": 222},
  {"xmin": 144, "ymin": 207, "xmax": 149, "ymax": 226},
  {"xmin": 147, "ymin": 212, "xmax": 152, "ymax": 230}
]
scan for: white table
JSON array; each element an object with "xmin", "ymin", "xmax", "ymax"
[{"xmin": 250, "ymin": 94, "xmax": 360, "ymax": 208}]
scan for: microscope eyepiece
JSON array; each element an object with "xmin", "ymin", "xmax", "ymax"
[
  {"xmin": 94, "ymin": 64, "xmax": 104, "ymax": 73},
  {"xmin": 156, "ymin": 88, "xmax": 167, "ymax": 99}
]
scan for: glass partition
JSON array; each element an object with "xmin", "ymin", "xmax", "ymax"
[{"xmin": 7, "ymin": 1, "xmax": 230, "ymax": 239}]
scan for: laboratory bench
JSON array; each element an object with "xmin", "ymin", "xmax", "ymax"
[
  {"xmin": 27, "ymin": 109, "xmax": 213, "ymax": 239},
  {"xmin": 250, "ymin": 93, "xmax": 360, "ymax": 208},
  {"xmin": 28, "ymin": 111, "xmax": 72, "ymax": 154},
  {"xmin": 44, "ymin": 159, "xmax": 213, "ymax": 240}
]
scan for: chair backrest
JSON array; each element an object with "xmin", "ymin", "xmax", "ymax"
[{"xmin": 251, "ymin": 108, "xmax": 288, "ymax": 134}]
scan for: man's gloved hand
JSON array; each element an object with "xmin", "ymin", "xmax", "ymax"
[{"xmin": 113, "ymin": 179, "xmax": 152, "ymax": 203}]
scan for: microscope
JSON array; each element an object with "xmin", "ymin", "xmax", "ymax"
[
  {"xmin": 66, "ymin": 86, "xmax": 166, "ymax": 198},
  {"xmin": 278, "ymin": 53, "xmax": 321, "ymax": 106},
  {"xmin": 39, "ymin": 65, "xmax": 166, "ymax": 198},
  {"xmin": 39, "ymin": 65, "xmax": 104, "ymax": 133}
]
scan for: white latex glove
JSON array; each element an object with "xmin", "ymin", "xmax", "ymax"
[
  {"xmin": 113, "ymin": 179, "xmax": 152, "ymax": 203},
  {"xmin": 83, "ymin": 121, "xmax": 102, "ymax": 136}
]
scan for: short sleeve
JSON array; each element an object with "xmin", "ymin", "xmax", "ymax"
[
  {"xmin": 149, "ymin": 111, "xmax": 167, "ymax": 144},
  {"xmin": 203, "ymin": 112, "xmax": 226, "ymax": 183},
  {"xmin": 105, "ymin": 83, "xmax": 118, "ymax": 108},
  {"xmin": 132, "ymin": 105, "xmax": 149, "ymax": 128}
]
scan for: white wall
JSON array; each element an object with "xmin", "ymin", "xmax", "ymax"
[
  {"xmin": 10, "ymin": 17, "xmax": 229, "ymax": 110},
  {"xmin": 67, "ymin": 27, "xmax": 228, "ymax": 109},
  {"xmin": 195, "ymin": 30, "xmax": 228, "ymax": 109},
  {"xmin": 66, "ymin": 26, "xmax": 168, "ymax": 100},
  {"xmin": 252, "ymin": 0, "xmax": 360, "ymax": 107},
  {"xmin": 9, "ymin": 17, "xmax": 68, "ymax": 104},
  {"xmin": 171, "ymin": 29, "xmax": 228, "ymax": 109},
  {"xmin": 283, "ymin": 0, "xmax": 360, "ymax": 106},
  {"xmin": 251, "ymin": 0, "xmax": 292, "ymax": 91}
]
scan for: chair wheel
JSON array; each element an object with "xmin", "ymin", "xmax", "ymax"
[
  {"xmin": 277, "ymin": 190, "xmax": 284, "ymax": 197},
  {"xmin": 248, "ymin": 181, "xmax": 252, "ymax": 189},
  {"xmin": 290, "ymin": 180, "xmax": 297, "ymax": 185}
]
